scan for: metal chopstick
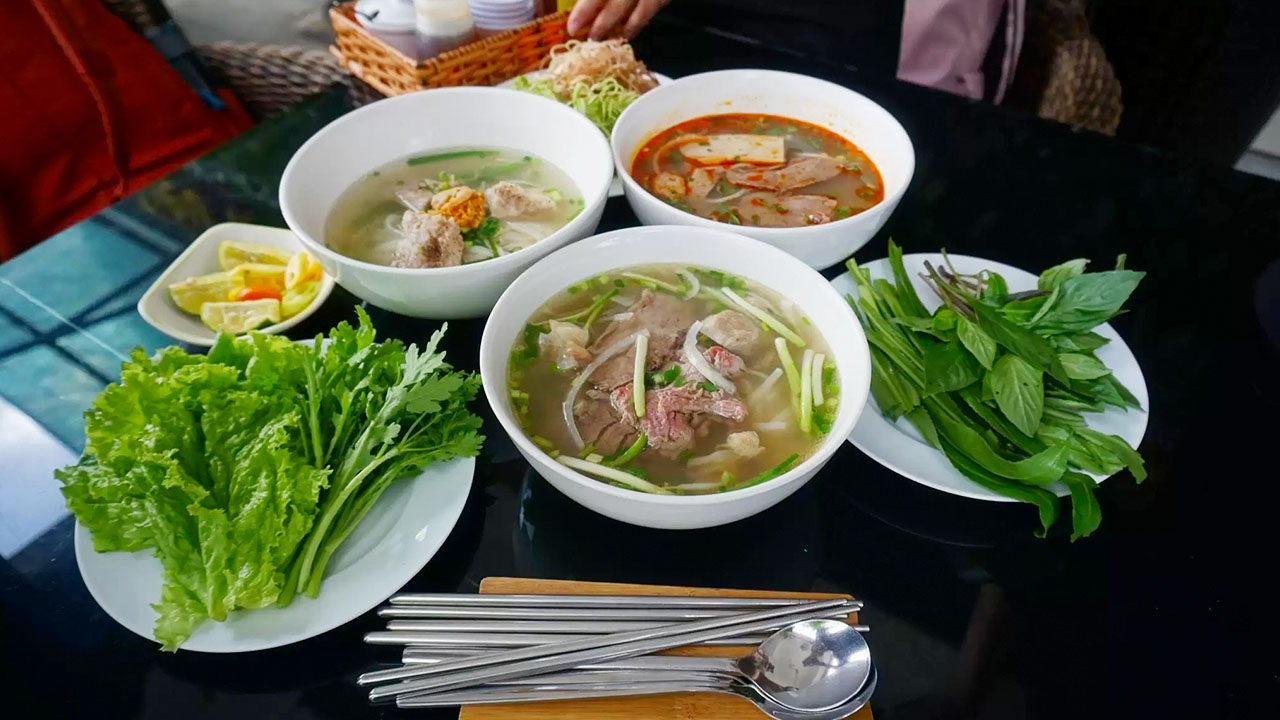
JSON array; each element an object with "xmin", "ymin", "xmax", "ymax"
[
  {"xmin": 364, "ymin": 598, "xmax": 849, "ymax": 700},
  {"xmin": 381, "ymin": 610, "xmax": 858, "ymax": 635},
  {"xmin": 377, "ymin": 605, "xmax": 821, "ymax": 620},
  {"xmin": 364, "ymin": 630, "xmax": 776, "ymax": 647},
  {"xmin": 388, "ymin": 593, "xmax": 860, "ymax": 609}
]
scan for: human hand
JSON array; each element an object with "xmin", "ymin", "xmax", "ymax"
[{"xmin": 567, "ymin": 0, "xmax": 673, "ymax": 39}]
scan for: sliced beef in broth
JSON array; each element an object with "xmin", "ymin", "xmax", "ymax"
[
  {"xmin": 588, "ymin": 290, "xmax": 694, "ymax": 390},
  {"xmin": 725, "ymin": 155, "xmax": 843, "ymax": 192},
  {"xmin": 737, "ymin": 193, "xmax": 838, "ymax": 227},
  {"xmin": 700, "ymin": 309, "xmax": 761, "ymax": 354}
]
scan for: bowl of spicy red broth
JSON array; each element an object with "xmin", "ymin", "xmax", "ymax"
[
  {"xmin": 611, "ymin": 69, "xmax": 914, "ymax": 269},
  {"xmin": 479, "ymin": 225, "xmax": 871, "ymax": 529}
]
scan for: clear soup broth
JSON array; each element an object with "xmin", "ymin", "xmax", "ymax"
[
  {"xmin": 508, "ymin": 264, "xmax": 839, "ymax": 495},
  {"xmin": 326, "ymin": 147, "xmax": 582, "ymax": 268}
]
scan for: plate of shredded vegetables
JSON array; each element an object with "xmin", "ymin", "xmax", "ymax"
[{"xmin": 503, "ymin": 39, "xmax": 668, "ymax": 196}]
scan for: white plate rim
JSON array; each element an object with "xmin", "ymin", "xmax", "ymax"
[
  {"xmin": 831, "ymin": 252, "xmax": 1150, "ymax": 502},
  {"xmin": 74, "ymin": 450, "xmax": 474, "ymax": 652}
]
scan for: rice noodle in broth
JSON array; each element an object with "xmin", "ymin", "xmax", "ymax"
[{"xmin": 507, "ymin": 264, "xmax": 840, "ymax": 495}]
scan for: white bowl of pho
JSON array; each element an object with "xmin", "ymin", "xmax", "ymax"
[
  {"xmin": 611, "ymin": 69, "xmax": 914, "ymax": 270},
  {"xmin": 279, "ymin": 87, "xmax": 614, "ymax": 318},
  {"xmin": 480, "ymin": 225, "xmax": 871, "ymax": 529}
]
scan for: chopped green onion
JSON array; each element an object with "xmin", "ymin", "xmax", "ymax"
[
  {"xmin": 577, "ymin": 444, "xmax": 596, "ymax": 459},
  {"xmin": 606, "ymin": 433, "xmax": 647, "ymax": 467},
  {"xmin": 532, "ymin": 435, "xmax": 555, "ymax": 450},
  {"xmin": 406, "ymin": 149, "xmax": 498, "ymax": 166},
  {"xmin": 800, "ymin": 349, "xmax": 814, "ymax": 434},
  {"xmin": 676, "ymin": 450, "xmax": 694, "ymax": 463},
  {"xmin": 738, "ymin": 453, "xmax": 800, "ymax": 489},
  {"xmin": 557, "ymin": 455, "xmax": 671, "ymax": 494},
  {"xmin": 620, "ymin": 272, "xmax": 684, "ymax": 295},
  {"xmin": 722, "ymin": 288, "xmax": 806, "ymax": 346},
  {"xmin": 811, "ymin": 353, "xmax": 826, "ymax": 407},
  {"xmin": 776, "ymin": 338, "xmax": 802, "ymax": 418},
  {"xmin": 718, "ymin": 471, "xmax": 736, "ymax": 490},
  {"xmin": 696, "ymin": 381, "xmax": 719, "ymax": 393},
  {"xmin": 633, "ymin": 333, "xmax": 648, "ymax": 418},
  {"xmin": 585, "ymin": 452, "xmax": 604, "ymax": 464}
]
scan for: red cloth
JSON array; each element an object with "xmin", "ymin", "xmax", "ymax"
[{"xmin": 0, "ymin": 0, "xmax": 252, "ymax": 260}]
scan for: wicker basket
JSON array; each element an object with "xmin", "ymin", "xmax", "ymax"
[{"xmin": 330, "ymin": 3, "xmax": 569, "ymax": 96}]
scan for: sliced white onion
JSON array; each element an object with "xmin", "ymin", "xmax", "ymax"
[
  {"xmin": 609, "ymin": 295, "xmax": 636, "ymax": 307},
  {"xmin": 667, "ymin": 481, "xmax": 721, "ymax": 492},
  {"xmin": 683, "ymin": 320, "xmax": 735, "ymax": 394},
  {"xmin": 746, "ymin": 367, "xmax": 784, "ymax": 407},
  {"xmin": 562, "ymin": 329, "xmax": 645, "ymax": 449},
  {"xmin": 811, "ymin": 353, "xmax": 826, "ymax": 406},
  {"xmin": 676, "ymin": 269, "xmax": 700, "ymax": 300},
  {"xmin": 722, "ymin": 288, "xmax": 806, "ymax": 347},
  {"xmin": 754, "ymin": 421, "xmax": 788, "ymax": 432},
  {"xmin": 557, "ymin": 455, "xmax": 670, "ymax": 494},
  {"xmin": 706, "ymin": 189, "xmax": 747, "ymax": 204},
  {"xmin": 687, "ymin": 449, "xmax": 735, "ymax": 468}
]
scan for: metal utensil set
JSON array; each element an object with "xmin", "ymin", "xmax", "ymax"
[{"xmin": 359, "ymin": 593, "xmax": 877, "ymax": 718}]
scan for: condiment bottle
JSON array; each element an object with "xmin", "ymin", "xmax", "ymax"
[{"xmin": 414, "ymin": 0, "xmax": 477, "ymax": 58}]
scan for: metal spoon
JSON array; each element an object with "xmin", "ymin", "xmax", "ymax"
[
  {"xmin": 398, "ymin": 665, "xmax": 880, "ymax": 720},
  {"xmin": 395, "ymin": 619, "xmax": 872, "ymax": 714}
]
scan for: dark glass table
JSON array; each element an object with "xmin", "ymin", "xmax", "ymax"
[{"xmin": 2, "ymin": 17, "xmax": 1276, "ymax": 720}]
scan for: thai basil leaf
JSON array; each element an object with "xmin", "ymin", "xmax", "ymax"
[
  {"xmin": 1071, "ymin": 376, "xmax": 1126, "ymax": 409},
  {"xmin": 956, "ymin": 315, "xmax": 997, "ymax": 370},
  {"xmin": 972, "ymin": 302, "xmax": 1069, "ymax": 383},
  {"xmin": 932, "ymin": 307, "xmax": 958, "ymax": 334},
  {"xmin": 1000, "ymin": 294, "xmax": 1049, "ymax": 325},
  {"xmin": 868, "ymin": 345, "xmax": 919, "ymax": 420},
  {"xmin": 991, "ymin": 354, "xmax": 1044, "ymax": 436},
  {"xmin": 1038, "ymin": 258, "xmax": 1089, "ymax": 291},
  {"xmin": 982, "ymin": 271, "xmax": 1009, "ymax": 304},
  {"xmin": 892, "ymin": 316, "xmax": 947, "ymax": 340},
  {"xmin": 1052, "ymin": 331, "xmax": 1111, "ymax": 352},
  {"xmin": 923, "ymin": 340, "xmax": 982, "ymax": 395},
  {"xmin": 1076, "ymin": 427, "xmax": 1146, "ymax": 482},
  {"xmin": 1059, "ymin": 353, "xmax": 1112, "ymax": 380},
  {"xmin": 1033, "ymin": 270, "xmax": 1146, "ymax": 334},
  {"xmin": 959, "ymin": 386, "xmax": 1042, "ymax": 453},
  {"xmin": 1108, "ymin": 375, "xmax": 1144, "ymax": 410}
]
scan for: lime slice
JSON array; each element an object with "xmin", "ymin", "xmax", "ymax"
[
  {"xmin": 231, "ymin": 263, "xmax": 287, "ymax": 290},
  {"xmin": 281, "ymin": 279, "xmax": 322, "ymax": 318},
  {"xmin": 200, "ymin": 299, "xmax": 281, "ymax": 334},
  {"xmin": 285, "ymin": 251, "xmax": 322, "ymax": 290},
  {"xmin": 218, "ymin": 241, "xmax": 293, "ymax": 270},
  {"xmin": 168, "ymin": 271, "xmax": 244, "ymax": 314}
]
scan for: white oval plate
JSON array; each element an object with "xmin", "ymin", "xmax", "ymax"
[
  {"xmin": 830, "ymin": 253, "xmax": 1149, "ymax": 501},
  {"xmin": 137, "ymin": 222, "xmax": 336, "ymax": 346},
  {"xmin": 500, "ymin": 70, "xmax": 672, "ymax": 197},
  {"xmin": 75, "ymin": 457, "xmax": 473, "ymax": 652}
]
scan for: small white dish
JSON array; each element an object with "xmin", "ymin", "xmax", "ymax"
[
  {"xmin": 137, "ymin": 222, "xmax": 335, "ymax": 347},
  {"xmin": 75, "ymin": 454, "xmax": 474, "ymax": 652},
  {"xmin": 611, "ymin": 69, "xmax": 915, "ymax": 269},
  {"xmin": 830, "ymin": 252, "xmax": 1150, "ymax": 501},
  {"xmin": 279, "ymin": 87, "xmax": 613, "ymax": 319},
  {"xmin": 480, "ymin": 225, "xmax": 872, "ymax": 530},
  {"xmin": 499, "ymin": 71, "xmax": 673, "ymax": 199}
]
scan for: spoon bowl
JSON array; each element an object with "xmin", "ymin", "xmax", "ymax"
[{"xmin": 740, "ymin": 619, "xmax": 873, "ymax": 712}]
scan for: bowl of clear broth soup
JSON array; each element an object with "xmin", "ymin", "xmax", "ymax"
[
  {"xmin": 480, "ymin": 225, "xmax": 871, "ymax": 529},
  {"xmin": 610, "ymin": 70, "xmax": 914, "ymax": 269},
  {"xmin": 280, "ymin": 87, "xmax": 613, "ymax": 318}
]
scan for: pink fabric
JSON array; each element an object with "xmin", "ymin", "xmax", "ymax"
[{"xmin": 897, "ymin": 0, "xmax": 1025, "ymax": 103}]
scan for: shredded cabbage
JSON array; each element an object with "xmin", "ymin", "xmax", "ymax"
[{"xmin": 513, "ymin": 75, "xmax": 640, "ymax": 134}]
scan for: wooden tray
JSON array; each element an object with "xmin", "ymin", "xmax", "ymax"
[{"xmin": 459, "ymin": 577, "xmax": 873, "ymax": 720}]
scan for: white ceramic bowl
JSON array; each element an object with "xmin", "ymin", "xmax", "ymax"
[
  {"xmin": 137, "ymin": 222, "xmax": 335, "ymax": 346},
  {"xmin": 479, "ymin": 225, "xmax": 872, "ymax": 529},
  {"xmin": 280, "ymin": 87, "xmax": 614, "ymax": 318},
  {"xmin": 611, "ymin": 69, "xmax": 915, "ymax": 270}
]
